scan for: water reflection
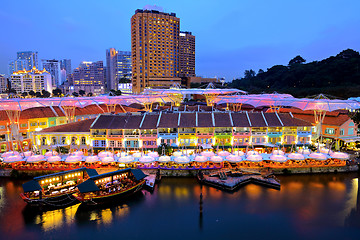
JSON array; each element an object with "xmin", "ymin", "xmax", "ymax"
[{"xmin": 0, "ymin": 174, "xmax": 360, "ymax": 239}]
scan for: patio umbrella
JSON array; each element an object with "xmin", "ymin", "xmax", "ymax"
[
  {"xmin": 330, "ymin": 152, "xmax": 349, "ymax": 160},
  {"xmin": 97, "ymin": 151, "xmax": 113, "ymax": 158},
  {"xmin": 101, "ymin": 156, "xmax": 115, "ymax": 163},
  {"xmin": 85, "ymin": 156, "xmax": 99, "ymax": 163},
  {"xmin": 65, "ymin": 155, "xmax": 83, "ymax": 163},
  {"xmin": 3, "ymin": 155, "xmax": 24, "ymax": 163},
  {"xmin": 210, "ymin": 156, "xmax": 223, "ymax": 163},
  {"xmin": 174, "ymin": 156, "xmax": 191, "ymax": 164},
  {"xmin": 201, "ymin": 151, "xmax": 215, "ymax": 157},
  {"xmin": 47, "ymin": 155, "xmax": 62, "ymax": 163},
  {"xmin": 218, "ymin": 151, "xmax": 230, "ymax": 157},
  {"xmin": 147, "ymin": 151, "xmax": 159, "ymax": 158},
  {"xmin": 27, "ymin": 155, "xmax": 45, "ymax": 163},
  {"xmin": 194, "ymin": 155, "xmax": 208, "ymax": 163},
  {"xmin": 270, "ymin": 154, "xmax": 288, "ymax": 163},
  {"xmin": 1, "ymin": 151, "xmax": 20, "ymax": 158},
  {"xmin": 158, "ymin": 156, "xmax": 171, "ymax": 163},
  {"xmin": 119, "ymin": 155, "xmax": 135, "ymax": 163},
  {"xmin": 308, "ymin": 152, "xmax": 328, "ymax": 161},
  {"xmin": 287, "ymin": 153, "xmax": 305, "ymax": 161},
  {"xmin": 225, "ymin": 154, "xmax": 242, "ymax": 163},
  {"xmin": 139, "ymin": 156, "xmax": 155, "ymax": 163},
  {"xmin": 172, "ymin": 151, "xmax": 183, "ymax": 157},
  {"xmin": 246, "ymin": 154, "xmax": 263, "ymax": 162}
]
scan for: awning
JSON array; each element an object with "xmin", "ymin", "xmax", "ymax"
[{"xmin": 22, "ymin": 180, "xmax": 42, "ymax": 193}]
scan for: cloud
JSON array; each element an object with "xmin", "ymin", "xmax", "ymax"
[{"xmin": 142, "ymin": 5, "xmax": 163, "ymax": 12}]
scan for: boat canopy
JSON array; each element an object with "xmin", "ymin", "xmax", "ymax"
[
  {"xmin": 22, "ymin": 180, "xmax": 42, "ymax": 193},
  {"xmin": 33, "ymin": 167, "xmax": 98, "ymax": 181},
  {"xmin": 77, "ymin": 180, "xmax": 100, "ymax": 193}
]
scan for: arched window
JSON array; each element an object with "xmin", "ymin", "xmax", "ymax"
[
  {"xmin": 71, "ymin": 137, "xmax": 76, "ymax": 145},
  {"xmin": 81, "ymin": 137, "xmax": 86, "ymax": 145},
  {"xmin": 42, "ymin": 137, "xmax": 47, "ymax": 146},
  {"xmin": 61, "ymin": 137, "xmax": 66, "ymax": 144},
  {"xmin": 52, "ymin": 137, "xmax": 57, "ymax": 145}
]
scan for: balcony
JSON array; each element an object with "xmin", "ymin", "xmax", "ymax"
[
  {"xmin": 268, "ymin": 132, "xmax": 282, "ymax": 137},
  {"xmin": 297, "ymin": 131, "xmax": 312, "ymax": 136},
  {"xmin": 140, "ymin": 134, "xmax": 157, "ymax": 138},
  {"xmin": 158, "ymin": 133, "xmax": 177, "ymax": 138},
  {"xmin": 251, "ymin": 132, "xmax": 267, "ymax": 136},
  {"xmin": 233, "ymin": 132, "xmax": 250, "ymax": 136},
  {"xmin": 196, "ymin": 133, "xmax": 214, "ymax": 137},
  {"xmin": 283, "ymin": 131, "xmax": 297, "ymax": 135}
]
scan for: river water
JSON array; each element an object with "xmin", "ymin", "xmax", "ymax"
[{"xmin": 0, "ymin": 173, "xmax": 360, "ymax": 240}]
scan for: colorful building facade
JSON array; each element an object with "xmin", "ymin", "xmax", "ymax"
[{"xmin": 33, "ymin": 111, "xmax": 313, "ymax": 153}]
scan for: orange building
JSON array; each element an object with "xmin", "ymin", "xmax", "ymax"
[{"xmin": 131, "ymin": 9, "xmax": 181, "ymax": 93}]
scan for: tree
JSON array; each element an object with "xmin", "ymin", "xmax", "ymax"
[
  {"xmin": 289, "ymin": 55, "xmax": 306, "ymax": 66},
  {"xmin": 258, "ymin": 69, "xmax": 264, "ymax": 74},
  {"xmin": 52, "ymin": 88, "xmax": 62, "ymax": 97},
  {"xmin": 244, "ymin": 69, "xmax": 256, "ymax": 79},
  {"xmin": 35, "ymin": 92, "xmax": 42, "ymax": 98},
  {"xmin": 72, "ymin": 92, "xmax": 79, "ymax": 97},
  {"xmin": 42, "ymin": 90, "xmax": 51, "ymax": 98},
  {"xmin": 79, "ymin": 90, "xmax": 86, "ymax": 96},
  {"xmin": 87, "ymin": 92, "xmax": 93, "ymax": 97},
  {"xmin": 29, "ymin": 90, "xmax": 36, "ymax": 97},
  {"xmin": 21, "ymin": 92, "xmax": 28, "ymax": 98},
  {"xmin": 9, "ymin": 88, "xmax": 16, "ymax": 94},
  {"xmin": 110, "ymin": 89, "xmax": 122, "ymax": 96}
]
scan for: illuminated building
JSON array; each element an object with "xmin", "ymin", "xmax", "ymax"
[
  {"xmin": 68, "ymin": 61, "xmax": 105, "ymax": 95},
  {"xmin": 10, "ymin": 67, "xmax": 52, "ymax": 93},
  {"xmin": 60, "ymin": 59, "xmax": 72, "ymax": 82},
  {"xmin": 179, "ymin": 31, "xmax": 195, "ymax": 77},
  {"xmin": 131, "ymin": 9, "xmax": 181, "ymax": 93},
  {"xmin": 33, "ymin": 111, "xmax": 312, "ymax": 152},
  {"xmin": 17, "ymin": 51, "xmax": 39, "ymax": 70},
  {"xmin": 106, "ymin": 49, "xmax": 131, "ymax": 91},
  {"xmin": 0, "ymin": 74, "xmax": 8, "ymax": 93},
  {"xmin": 41, "ymin": 59, "xmax": 62, "ymax": 87},
  {"xmin": 8, "ymin": 59, "xmax": 26, "ymax": 75}
]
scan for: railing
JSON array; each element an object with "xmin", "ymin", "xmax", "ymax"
[
  {"xmin": 251, "ymin": 132, "xmax": 267, "ymax": 136},
  {"xmin": 214, "ymin": 132, "xmax": 232, "ymax": 135},
  {"xmin": 158, "ymin": 133, "xmax": 178, "ymax": 138},
  {"xmin": 140, "ymin": 134, "xmax": 157, "ymax": 138},
  {"xmin": 297, "ymin": 131, "xmax": 311, "ymax": 135},
  {"xmin": 233, "ymin": 132, "xmax": 250, "ymax": 136}
]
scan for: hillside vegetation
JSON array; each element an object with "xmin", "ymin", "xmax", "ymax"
[{"xmin": 229, "ymin": 49, "xmax": 360, "ymax": 98}]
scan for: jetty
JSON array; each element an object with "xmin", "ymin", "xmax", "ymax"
[{"xmin": 198, "ymin": 170, "xmax": 281, "ymax": 191}]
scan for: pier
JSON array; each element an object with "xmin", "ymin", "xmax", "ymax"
[{"xmin": 199, "ymin": 170, "xmax": 281, "ymax": 191}]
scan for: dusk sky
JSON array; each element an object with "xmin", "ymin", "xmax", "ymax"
[{"xmin": 1, "ymin": 0, "xmax": 360, "ymax": 81}]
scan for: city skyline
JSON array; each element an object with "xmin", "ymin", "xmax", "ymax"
[{"xmin": 0, "ymin": 0, "xmax": 360, "ymax": 81}]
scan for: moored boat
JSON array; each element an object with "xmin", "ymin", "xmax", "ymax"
[
  {"xmin": 20, "ymin": 167, "xmax": 98, "ymax": 208},
  {"xmin": 73, "ymin": 168, "xmax": 146, "ymax": 205}
]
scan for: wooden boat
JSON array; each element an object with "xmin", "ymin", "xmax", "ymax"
[
  {"xmin": 20, "ymin": 168, "xmax": 98, "ymax": 208},
  {"xmin": 144, "ymin": 174, "xmax": 156, "ymax": 191},
  {"xmin": 73, "ymin": 168, "xmax": 146, "ymax": 205}
]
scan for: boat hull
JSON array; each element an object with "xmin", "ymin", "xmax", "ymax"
[
  {"xmin": 74, "ymin": 180, "xmax": 145, "ymax": 205},
  {"xmin": 20, "ymin": 192, "xmax": 79, "ymax": 208}
]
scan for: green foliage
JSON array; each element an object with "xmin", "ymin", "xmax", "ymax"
[
  {"xmin": 110, "ymin": 89, "xmax": 122, "ymax": 96},
  {"xmin": 229, "ymin": 49, "xmax": 360, "ymax": 98},
  {"xmin": 52, "ymin": 88, "xmax": 62, "ymax": 97},
  {"xmin": 157, "ymin": 143, "xmax": 173, "ymax": 156}
]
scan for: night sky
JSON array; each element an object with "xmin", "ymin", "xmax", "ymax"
[{"xmin": 1, "ymin": 0, "xmax": 359, "ymax": 80}]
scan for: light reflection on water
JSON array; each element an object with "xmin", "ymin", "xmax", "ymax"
[{"xmin": 0, "ymin": 173, "xmax": 360, "ymax": 239}]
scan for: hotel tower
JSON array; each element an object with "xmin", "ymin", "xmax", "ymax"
[{"xmin": 131, "ymin": 9, "xmax": 181, "ymax": 94}]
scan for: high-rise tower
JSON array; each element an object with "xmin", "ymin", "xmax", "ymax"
[
  {"xmin": 179, "ymin": 31, "xmax": 195, "ymax": 77},
  {"xmin": 131, "ymin": 9, "xmax": 181, "ymax": 94}
]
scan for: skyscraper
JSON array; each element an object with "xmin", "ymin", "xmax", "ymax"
[
  {"xmin": 67, "ymin": 61, "xmax": 105, "ymax": 95},
  {"xmin": 0, "ymin": 74, "xmax": 8, "ymax": 93},
  {"xmin": 179, "ymin": 31, "xmax": 195, "ymax": 77},
  {"xmin": 60, "ymin": 59, "xmax": 72, "ymax": 76},
  {"xmin": 131, "ymin": 9, "xmax": 181, "ymax": 93},
  {"xmin": 106, "ymin": 48, "xmax": 118, "ymax": 91},
  {"xmin": 8, "ymin": 59, "xmax": 26, "ymax": 75},
  {"xmin": 106, "ymin": 49, "xmax": 132, "ymax": 91},
  {"xmin": 16, "ymin": 51, "xmax": 38, "ymax": 70},
  {"xmin": 41, "ymin": 59, "xmax": 62, "ymax": 87}
]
